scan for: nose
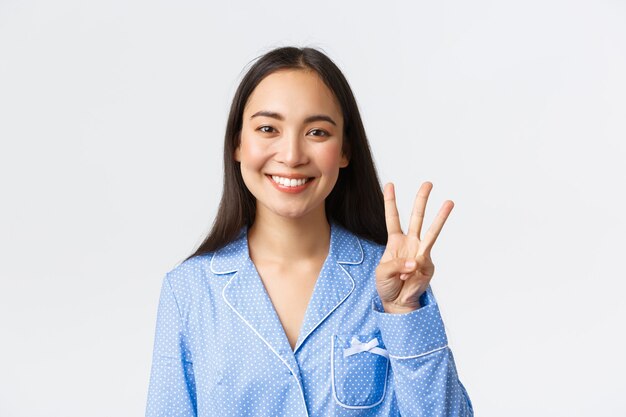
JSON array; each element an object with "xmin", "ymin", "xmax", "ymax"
[{"xmin": 276, "ymin": 132, "xmax": 308, "ymax": 167}]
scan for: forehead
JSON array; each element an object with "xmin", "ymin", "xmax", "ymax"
[{"xmin": 243, "ymin": 69, "xmax": 343, "ymax": 122}]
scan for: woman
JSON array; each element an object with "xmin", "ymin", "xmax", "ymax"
[{"xmin": 146, "ymin": 46, "xmax": 473, "ymax": 416}]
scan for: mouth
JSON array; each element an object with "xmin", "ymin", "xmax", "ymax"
[{"xmin": 266, "ymin": 174, "xmax": 315, "ymax": 192}]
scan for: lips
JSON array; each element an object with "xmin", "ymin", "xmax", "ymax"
[{"xmin": 266, "ymin": 174, "xmax": 314, "ymax": 193}]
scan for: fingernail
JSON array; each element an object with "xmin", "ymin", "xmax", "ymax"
[{"xmin": 404, "ymin": 260, "xmax": 416, "ymax": 269}]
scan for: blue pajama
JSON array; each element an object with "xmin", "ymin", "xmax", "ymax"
[{"xmin": 146, "ymin": 222, "xmax": 473, "ymax": 416}]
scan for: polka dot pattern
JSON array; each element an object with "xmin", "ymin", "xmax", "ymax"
[{"xmin": 146, "ymin": 222, "xmax": 473, "ymax": 416}]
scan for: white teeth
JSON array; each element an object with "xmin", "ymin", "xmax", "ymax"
[{"xmin": 271, "ymin": 175, "xmax": 309, "ymax": 187}]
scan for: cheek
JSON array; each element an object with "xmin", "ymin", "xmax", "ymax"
[
  {"xmin": 237, "ymin": 138, "xmax": 267, "ymax": 170},
  {"xmin": 316, "ymin": 142, "xmax": 346, "ymax": 172}
]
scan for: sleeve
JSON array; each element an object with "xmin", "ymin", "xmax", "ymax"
[
  {"xmin": 146, "ymin": 273, "xmax": 197, "ymax": 417},
  {"xmin": 372, "ymin": 286, "xmax": 474, "ymax": 417}
]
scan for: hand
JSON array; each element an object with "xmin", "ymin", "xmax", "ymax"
[{"xmin": 375, "ymin": 182, "xmax": 454, "ymax": 314}]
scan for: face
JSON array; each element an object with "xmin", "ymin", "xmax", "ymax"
[{"xmin": 235, "ymin": 69, "xmax": 349, "ymax": 222}]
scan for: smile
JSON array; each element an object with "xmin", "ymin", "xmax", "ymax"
[{"xmin": 267, "ymin": 174, "xmax": 314, "ymax": 193}]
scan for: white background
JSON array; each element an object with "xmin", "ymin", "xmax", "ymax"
[{"xmin": 1, "ymin": 0, "xmax": 625, "ymax": 416}]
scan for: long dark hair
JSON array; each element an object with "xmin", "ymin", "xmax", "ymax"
[{"xmin": 183, "ymin": 46, "xmax": 386, "ymax": 262}]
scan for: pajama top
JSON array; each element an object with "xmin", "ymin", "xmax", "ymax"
[{"xmin": 146, "ymin": 222, "xmax": 473, "ymax": 416}]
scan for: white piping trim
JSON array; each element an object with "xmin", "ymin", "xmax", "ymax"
[
  {"xmin": 337, "ymin": 237, "xmax": 364, "ymax": 265},
  {"xmin": 210, "ymin": 251, "xmax": 238, "ymax": 275},
  {"xmin": 293, "ymin": 237, "xmax": 361, "ymax": 353},
  {"xmin": 330, "ymin": 334, "xmax": 389, "ymax": 410},
  {"xmin": 222, "ymin": 272, "xmax": 310, "ymax": 417},
  {"xmin": 210, "ymin": 228, "xmax": 363, "ymax": 274},
  {"xmin": 388, "ymin": 345, "xmax": 448, "ymax": 360},
  {"xmin": 295, "ymin": 261, "xmax": 356, "ymax": 354}
]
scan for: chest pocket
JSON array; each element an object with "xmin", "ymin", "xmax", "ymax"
[{"xmin": 331, "ymin": 330, "xmax": 390, "ymax": 409}]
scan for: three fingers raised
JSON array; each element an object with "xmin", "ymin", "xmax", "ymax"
[{"xmin": 383, "ymin": 181, "xmax": 454, "ymax": 255}]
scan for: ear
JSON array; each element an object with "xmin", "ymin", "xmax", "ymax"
[
  {"xmin": 339, "ymin": 152, "xmax": 349, "ymax": 168},
  {"xmin": 234, "ymin": 133, "xmax": 242, "ymax": 162},
  {"xmin": 340, "ymin": 134, "xmax": 350, "ymax": 168}
]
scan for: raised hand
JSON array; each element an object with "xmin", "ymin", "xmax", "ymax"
[{"xmin": 375, "ymin": 182, "xmax": 454, "ymax": 314}]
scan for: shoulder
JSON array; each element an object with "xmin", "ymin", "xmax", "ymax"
[
  {"xmin": 163, "ymin": 230, "xmax": 248, "ymax": 299},
  {"xmin": 164, "ymin": 253, "xmax": 214, "ymax": 295}
]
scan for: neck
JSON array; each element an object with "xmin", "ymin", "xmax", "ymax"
[{"xmin": 248, "ymin": 210, "xmax": 331, "ymax": 263}]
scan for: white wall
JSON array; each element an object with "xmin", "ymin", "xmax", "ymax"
[{"xmin": 1, "ymin": 0, "xmax": 624, "ymax": 415}]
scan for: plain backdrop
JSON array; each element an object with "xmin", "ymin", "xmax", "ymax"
[{"xmin": 1, "ymin": 0, "xmax": 625, "ymax": 416}]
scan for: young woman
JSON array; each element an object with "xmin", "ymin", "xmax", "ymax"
[{"xmin": 146, "ymin": 46, "xmax": 473, "ymax": 417}]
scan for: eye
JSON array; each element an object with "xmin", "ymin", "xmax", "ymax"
[
  {"xmin": 308, "ymin": 128, "xmax": 330, "ymax": 137},
  {"xmin": 257, "ymin": 125, "xmax": 276, "ymax": 134}
]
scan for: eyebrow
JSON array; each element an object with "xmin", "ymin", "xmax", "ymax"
[{"xmin": 250, "ymin": 110, "xmax": 337, "ymax": 126}]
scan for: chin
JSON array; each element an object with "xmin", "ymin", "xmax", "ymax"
[
  {"xmin": 274, "ymin": 208, "xmax": 311, "ymax": 219},
  {"xmin": 264, "ymin": 203, "xmax": 323, "ymax": 221}
]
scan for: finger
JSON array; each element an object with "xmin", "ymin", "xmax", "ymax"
[
  {"xmin": 419, "ymin": 200, "xmax": 454, "ymax": 255},
  {"xmin": 400, "ymin": 254, "xmax": 433, "ymax": 281},
  {"xmin": 399, "ymin": 273, "xmax": 413, "ymax": 281},
  {"xmin": 407, "ymin": 181, "xmax": 433, "ymax": 239},
  {"xmin": 377, "ymin": 257, "xmax": 418, "ymax": 280},
  {"xmin": 383, "ymin": 183, "xmax": 402, "ymax": 235}
]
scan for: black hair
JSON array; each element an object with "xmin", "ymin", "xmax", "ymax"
[{"xmin": 184, "ymin": 46, "xmax": 386, "ymax": 262}]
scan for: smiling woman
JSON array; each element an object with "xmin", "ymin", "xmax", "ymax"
[
  {"xmin": 145, "ymin": 46, "xmax": 474, "ymax": 417},
  {"xmin": 236, "ymin": 69, "xmax": 349, "ymax": 222}
]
